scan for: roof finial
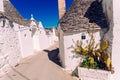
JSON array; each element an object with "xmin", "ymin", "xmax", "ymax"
[
  {"xmin": 31, "ymin": 14, "xmax": 34, "ymax": 20},
  {"xmin": 39, "ymin": 21, "xmax": 44, "ymax": 29}
]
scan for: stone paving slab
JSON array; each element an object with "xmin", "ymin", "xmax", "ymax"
[{"xmin": 0, "ymin": 48, "xmax": 77, "ymax": 80}]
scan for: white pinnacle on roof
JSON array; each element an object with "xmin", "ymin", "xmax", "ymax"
[
  {"xmin": 52, "ymin": 27, "xmax": 56, "ymax": 35},
  {"xmin": 38, "ymin": 21, "xmax": 44, "ymax": 29},
  {"xmin": 30, "ymin": 14, "xmax": 35, "ymax": 21},
  {"xmin": 38, "ymin": 21, "xmax": 45, "ymax": 35},
  {"xmin": 30, "ymin": 14, "xmax": 37, "ymax": 27}
]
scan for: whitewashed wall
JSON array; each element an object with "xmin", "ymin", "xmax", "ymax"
[
  {"xmin": 39, "ymin": 34, "xmax": 50, "ymax": 50},
  {"xmin": 62, "ymin": 31, "xmax": 101, "ymax": 71},
  {"xmin": 102, "ymin": 0, "xmax": 120, "ymax": 80},
  {"xmin": 0, "ymin": 20, "xmax": 21, "ymax": 75},
  {"xmin": 59, "ymin": 28, "xmax": 65, "ymax": 67},
  {"xmin": 102, "ymin": 0, "xmax": 113, "ymax": 22},
  {"xmin": 33, "ymin": 28, "xmax": 56, "ymax": 51},
  {"xmin": 32, "ymin": 22, "xmax": 58, "ymax": 51},
  {"xmin": 0, "ymin": 18, "xmax": 58, "ymax": 76},
  {"xmin": 0, "ymin": 0, "xmax": 4, "ymax": 12},
  {"xmin": 111, "ymin": 0, "xmax": 120, "ymax": 80},
  {"xmin": 18, "ymin": 26, "xmax": 34, "ymax": 58},
  {"xmin": 33, "ymin": 29, "xmax": 50, "ymax": 51},
  {"xmin": 52, "ymin": 28, "xmax": 58, "ymax": 42}
]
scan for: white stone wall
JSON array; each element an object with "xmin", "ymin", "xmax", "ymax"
[
  {"xmin": 33, "ymin": 28, "xmax": 50, "ymax": 51},
  {"xmin": 111, "ymin": 0, "xmax": 120, "ymax": 80},
  {"xmin": 33, "ymin": 30, "xmax": 41, "ymax": 51},
  {"xmin": 31, "ymin": 21, "xmax": 56, "ymax": 51},
  {"xmin": 39, "ymin": 33, "xmax": 50, "ymax": 50},
  {"xmin": 0, "ymin": 0, "xmax": 4, "ymax": 12},
  {"xmin": 102, "ymin": 0, "xmax": 120, "ymax": 79},
  {"xmin": 0, "ymin": 20, "xmax": 21, "ymax": 75},
  {"xmin": 18, "ymin": 25, "xmax": 34, "ymax": 58},
  {"xmin": 0, "ymin": 16, "xmax": 58, "ymax": 76},
  {"xmin": 59, "ymin": 28, "xmax": 65, "ymax": 67},
  {"xmin": 63, "ymin": 31, "xmax": 101, "ymax": 71},
  {"xmin": 52, "ymin": 28, "xmax": 58, "ymax": 42},
  {"xmin": 102, "ymin": 0, "xmax": 113, "ymax": 22},
  {"xmin": 33, "ymin": 28, "xmax": 53, "ymax": 51},
  {"xmin": 102, "ymin": 0, "xmax": 113, "ymax": 50}
]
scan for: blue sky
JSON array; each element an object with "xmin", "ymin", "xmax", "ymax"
[{"xmin": 10, "ymin": 0, "xmax": 73, "ymax": 28}]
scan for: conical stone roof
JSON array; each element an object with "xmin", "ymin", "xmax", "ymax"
[
  {"xmin": 59, "ymin": 0, "xmax": 109, "ymax": 33},
  {"xmin": 0, "ymin": 0, "xmax": 31, "ymax": 26}
]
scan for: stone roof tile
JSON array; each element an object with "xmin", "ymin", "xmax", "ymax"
[
  {"xmin": 59, "ymin": 0, "xmax": 109, "ymax": 33},
  {"xmin": 3, "ymin": 0, "xmax": 31, "ymax": 26}
]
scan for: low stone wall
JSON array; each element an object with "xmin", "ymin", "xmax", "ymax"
[{"xmin": 78, "ymin": 67, "xmax": 111, "ymax": 80}]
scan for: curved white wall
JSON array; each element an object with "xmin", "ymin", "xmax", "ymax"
[
  {"xmin": 63, "ymin": 31, "xmax": 101, "ymax": 71},
  {"xmin": 0, "ymin": 20, "xmax": 21, "ymax": 75}
]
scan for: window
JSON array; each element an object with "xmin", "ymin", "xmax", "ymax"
[{"xmin": 81, "ymin": 32, "xmax": 86, "ymax": 40}]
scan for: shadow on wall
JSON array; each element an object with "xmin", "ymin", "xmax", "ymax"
[
  {"xmin": 44, "ymin": 48, "xmax": 61, "ymax": 66},
  {"xmin": 84, "ymin": 0, "xmax": 109, "ymax": 28}
]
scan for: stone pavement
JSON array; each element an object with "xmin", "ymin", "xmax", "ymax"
[{"xmin": 0, "ymin": 42, "xmax": 77, "ymax": 80}]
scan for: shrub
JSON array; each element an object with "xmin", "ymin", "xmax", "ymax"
[{"xmin": 73, "ymin": 32, "xmax": 111, "ymax": 71}]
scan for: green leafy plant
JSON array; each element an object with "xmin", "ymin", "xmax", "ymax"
[
  {"xmin": 80, "ymin": 57, "xmax": 98, "ymax": 69},
  {"xmin": 73, "ymin": 32, "xmax": 111, "ymax": 71}
]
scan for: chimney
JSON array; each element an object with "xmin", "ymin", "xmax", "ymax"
[
  {"xmin": 0, "ymin": 0, "xmax": 4, "ymax": 12},
  {"xmin": 58, "ymin": 0, "xmax": 66, "ymax": 19}
]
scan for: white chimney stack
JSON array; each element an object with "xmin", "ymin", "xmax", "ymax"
[{"xmin": 58, "ymin": 0, "xmax": 66, "ymax": 19}]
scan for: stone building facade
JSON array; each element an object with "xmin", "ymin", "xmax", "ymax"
[
  {"xmin": 58, "ymin": 0, "xmax": 109, "ymax": 71},
  {"xmin": 0, "ymin": 0, "xmax": 58, "ymax": 75},
  {"xmin": 58, "ymin": 0, "xmax": 120, "ymax": 79},
  {"xmin": 0, "ymin": 19, "xmax": 21, "ymax": 74}
]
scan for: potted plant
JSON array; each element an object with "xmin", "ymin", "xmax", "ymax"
[{"xmin": 73, "ymin": 31, "xmax": 111, "ymax": 80}]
